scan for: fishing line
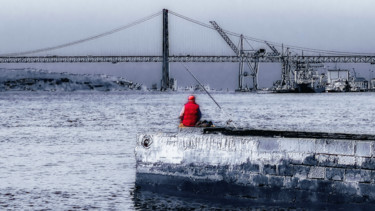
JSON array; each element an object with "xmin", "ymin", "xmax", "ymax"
[{"xmin": 180, "ymin": 63, "xmax": 238, "ymax": 129}]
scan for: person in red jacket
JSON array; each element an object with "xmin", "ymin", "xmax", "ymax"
[{"xmin": 179, "ymin": 95, "xmax": 201, "ymax": 127}]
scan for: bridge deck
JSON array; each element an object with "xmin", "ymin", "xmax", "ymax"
[{"xmin": 1, "ymin": 55, "xmax": 375, "ymax": 63}]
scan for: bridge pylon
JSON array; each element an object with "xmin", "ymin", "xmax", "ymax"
[{"xmin": 161, "ymin": 9, "xmax": 170, "ymax": 91}]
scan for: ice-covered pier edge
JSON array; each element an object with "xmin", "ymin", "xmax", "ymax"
[{"xmin": 135, "ymin": 129, "xmax": 375, "ymax": 205}]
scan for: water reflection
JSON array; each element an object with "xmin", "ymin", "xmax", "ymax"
[
  {"xmin": 131, "ymin": 185, "xmax": 316, "ymax": 210},
  {"xmin": 131, "ymin": 183, "xmax": 374, "ymax": 211},
  {"xmin": 132, "ymin": 186, "xmax": 281, "ymax": 210}
]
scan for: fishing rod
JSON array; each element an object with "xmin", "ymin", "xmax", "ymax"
[{"xmin": 180, "ymin": 63, "xmax": 238, "ymax": 129}]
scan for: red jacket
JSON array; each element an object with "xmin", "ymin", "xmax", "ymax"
[{"xmin": 181, "ymin": 101, "xmax": 201, "ymax": 127}]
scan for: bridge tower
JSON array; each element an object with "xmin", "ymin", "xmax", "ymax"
[{"xmin": 161, "ymin": 9, "xmax": 170, "ymax": 91}]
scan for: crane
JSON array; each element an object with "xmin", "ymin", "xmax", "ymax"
[{"xmin": 210, "ymin": 21, "xmax": 261, "ymax": 90}]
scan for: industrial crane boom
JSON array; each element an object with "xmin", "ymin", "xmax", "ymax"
[
  {"xmin": 265, "ymin": 41, "xmax": 279, "ymax": 55},
  {"xmin": 209, "ymin": 21, "xmax": 240, "ymax": 56}
]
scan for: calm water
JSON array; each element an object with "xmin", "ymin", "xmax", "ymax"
[{"xmin": 0, "ymin": 91, "xmax": 374, "ymax": 210}]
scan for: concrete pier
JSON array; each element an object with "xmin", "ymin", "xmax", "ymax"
[{"xmin": 135, "ymin": 131, "xmax": 375, "ymax": 206}]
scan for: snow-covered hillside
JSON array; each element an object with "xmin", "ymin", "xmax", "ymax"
[{"xmin": 0, "ymin": 68, "xmax": 142, "ymax": 91}]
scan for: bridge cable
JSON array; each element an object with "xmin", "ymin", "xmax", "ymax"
[
  {"xmin": 180, "ymin": 63, "xmax": 238, "ymax": 129},
  {"xmin": 169, "ymin": 11, "xmax": 215, "ymax": 31},
  {"xmin": 169, "ymin": 10, "xmax": 375, "ymax": 56},
  {"xmin": 0, "ymin": 11, "xmax": 162, "ymax": 57}
]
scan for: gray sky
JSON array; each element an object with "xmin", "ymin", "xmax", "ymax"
[{"xmin": 1, "ymin": 0, "xmax": 375, "ymax": 89}]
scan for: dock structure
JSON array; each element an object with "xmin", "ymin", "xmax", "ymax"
[{"xmin": 135, "ymin": 129, "xmax": 375, "ymax": 207}]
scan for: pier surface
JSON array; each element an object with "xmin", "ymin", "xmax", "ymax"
[{"xmin": 204, "ymin": 127, "xmax": 375, "ymax": 140}]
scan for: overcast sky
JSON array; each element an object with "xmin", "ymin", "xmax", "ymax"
[{"xmin": 1, "ymin": 0, "xmax": 375, "ymax": 89}]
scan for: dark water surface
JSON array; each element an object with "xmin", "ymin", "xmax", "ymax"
[{"xmin": 1, "ymin": 91, "xmax": 374, "ymax": 210}]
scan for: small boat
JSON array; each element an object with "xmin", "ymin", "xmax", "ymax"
[
  {"xmin": 325, "ymin": 69, "xmax": 351, "ymax": 92},
  {"xmin": 272, "ymin": 63, "xmax": 326, "ymax": 93}
]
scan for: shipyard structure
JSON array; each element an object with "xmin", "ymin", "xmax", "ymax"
[{"xmin": 272, "ymin": 62, "xmax": 374, "ymax": 93}]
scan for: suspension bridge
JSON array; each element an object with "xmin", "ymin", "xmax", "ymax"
[{"xmin": 1, "ymin": 9, "xmax": 375, "ymax": 90}]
